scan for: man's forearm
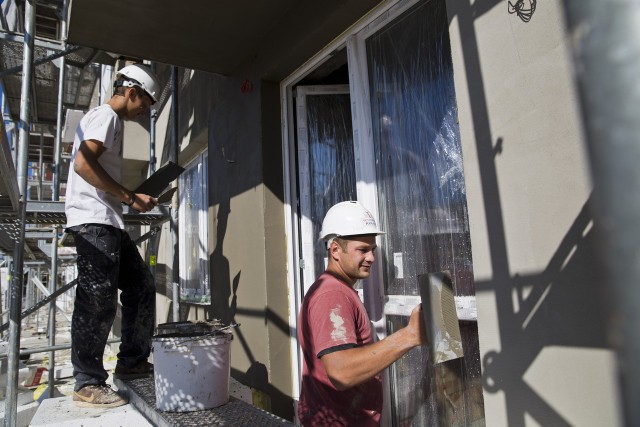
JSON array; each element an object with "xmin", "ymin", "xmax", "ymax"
[
  {"xmin": 74, "ymin": 152, "xmax": 132, "ymax": 203},
  {"xmin": 321, "ymin": 327, "xmax": 417, "ymax": 390}
]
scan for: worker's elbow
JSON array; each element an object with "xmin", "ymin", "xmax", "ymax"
[
  {"xmin": 322, "ymin": 354, "xmax": 361, "ymax": 391},
  {"xmin": 73, "ymin": 155, "xmax": 91, "ymax": 175},
  {"xmin": 328, "ymin": 377, "xmax": 350, "ymax": 391},
  {"xmin": 325, "ymin": 370, "xmax": 354, "ymax": 391}
]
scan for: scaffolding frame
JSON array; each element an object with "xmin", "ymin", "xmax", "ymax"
[{"xmin": 0, "ymin": 2, "xmax": 180, "ymax": 425}]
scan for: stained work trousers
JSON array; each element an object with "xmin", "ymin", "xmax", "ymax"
[{"xmin": 69, "ymin": 224, "xmax": 155, "ymax": 391}]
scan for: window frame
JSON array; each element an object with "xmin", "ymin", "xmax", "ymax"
[{"xmin": 281, "ymin": 0, "xmax": 443, "ymax": 415}]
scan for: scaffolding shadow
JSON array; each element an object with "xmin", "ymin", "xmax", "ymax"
[{"xmin": 448, "ymin": 0, "xmax": 609, "ymax": 425}]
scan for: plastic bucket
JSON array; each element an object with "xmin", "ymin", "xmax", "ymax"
[{"xmin": 152, "ymin": 331, "xmax": 233, "ymax": 412}]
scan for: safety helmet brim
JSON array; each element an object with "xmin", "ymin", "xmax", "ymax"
[
  {"xmin": 319, "ymin": 201, "xmax": 385, "ymax": 241},
  {"xmin": 116, "ymin": 64, "xmax": 160, "ymax": 104}
]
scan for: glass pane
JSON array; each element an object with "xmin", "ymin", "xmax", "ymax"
[
  {"xmin": 366, "ymin": 0, "xmax": 484, "ymax": 425},
  {"xmin": 304, "ymin": 93, "xmax": 357, "ymax": 276},
  {"xmin": 179, "ymin": 155, "xmax": 210, "ymax": 304},
  {"xmin": 387, "ymin": 316, "xmax": 484, "ymax": 426},
  {"xmin": 201, "ymin": 152, "xmax": 209, "ymax": 295}
]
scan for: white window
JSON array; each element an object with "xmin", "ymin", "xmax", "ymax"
[{"xmin": 283, "ymin": 0, "xmax": 485, "ymax": 424}]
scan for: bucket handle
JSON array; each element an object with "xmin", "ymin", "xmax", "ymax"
[
  {"xmin": 161, "ymin": 323, "xmax": 240, "ymax": 344},
  {"xmin": 217, "ymin": 323, "xmax": 240, "ymax": 333}
]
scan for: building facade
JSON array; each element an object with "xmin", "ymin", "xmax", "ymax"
[{"xmin": 107, "ymin": 0, "xmax": 619, "ymax": 424}]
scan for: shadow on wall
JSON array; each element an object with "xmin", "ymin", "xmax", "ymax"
[
  {"xmin": 209, "ymin": 197, "xmax": 235, "ymax": 325},
  {"xmin": 159, "ymin": 66, "xmax": 227, "ymax": 167},
  {"xmin": 156, "ymin": 70, "xmax": 267, "ymax": 201},
  {"xmin": 446, "ymin": 0, "xmax": 610, "ymax": 425},
  {"xmin": 205, "ymin": 198, "xmax": 294, "ymax": 419},
  {"xmin": 150, "ymin": 187, "xmax": 294, "ymax": 418},
  {"xmin": 476, "ymin": 196, "xmax": 608, "ymax": 426}
]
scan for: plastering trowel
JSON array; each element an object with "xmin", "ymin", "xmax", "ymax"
[{"xmin": 418, "ymin": 270, "xmax": 464, "ymax": 365}]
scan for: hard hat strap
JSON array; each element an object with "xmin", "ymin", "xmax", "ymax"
[
  {"xmin": 113, "ymin": 78, "xmax": 154, "ymax": 102},
  {"xmin": 113, "ymin": 78, "xmax": 142, "ymax": 91}
]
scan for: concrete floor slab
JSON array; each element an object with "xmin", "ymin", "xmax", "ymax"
[
  {"xmin": 30, "ymin": 396, "xmax": 152, "ymax": 427},
  {"xmin": 0, "ymin": 401, "xmax": 40, "ymax": 427}
]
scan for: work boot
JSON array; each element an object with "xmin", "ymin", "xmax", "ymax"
[
  {"xmin": 73, "ymin": 384, "xmax": 128, "ymax": 408},
  {"xmin": 114, "ymin": 360, "xmax": 154, "ymax": 380}
]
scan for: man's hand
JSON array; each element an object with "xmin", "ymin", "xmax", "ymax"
[
  {"xmin": 407, "ymin": 303, "xmax": 429, "ymax": 346},
  {"xmin": 129, "ymin": 193, "xmax": 158, "ymax": 213}
]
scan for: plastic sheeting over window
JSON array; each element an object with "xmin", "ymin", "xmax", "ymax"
[
  {"xmin": 366, "ymin": 0, "xmax": 484, "ymax": 425},
  {"xmin": 179, "ymin": 153, "xmax": 210, "ymax": 304},
  {"xmin": 296, "ymin": 87, "xmax": 357, "ymax": 284}
]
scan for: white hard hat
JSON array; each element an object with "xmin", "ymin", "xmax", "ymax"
[
  {"xmin": 319, "ymin": 201, "xmax": 385, "ymax": 241},
  {"xmin": 116, "ymin": 64, "xmax": 160, "ymax": 103}
]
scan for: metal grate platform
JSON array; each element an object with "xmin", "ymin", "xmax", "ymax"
[
  {"xmin": 0, "ymin": 200, "xmax": 170, "ymax": 225},
  {"xmin": 115, "ymin": 376, "xmax": 293, "ymax": 427},
  {"xmin": 0, "ymin": 34, "xmax": 106, "ymax": 125},
  {"xmin": 0, "ymin": 200, "xmax": 170, "ymax": 253}
]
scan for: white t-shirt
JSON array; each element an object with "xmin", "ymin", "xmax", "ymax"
[{"xmin": 65, "ymin": 104, "xmax": 125, "ymax": 229}]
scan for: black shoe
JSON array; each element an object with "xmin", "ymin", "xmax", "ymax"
[{"xmin": 114, "ymin": 361, "xmax": 154, "ymax": 380}]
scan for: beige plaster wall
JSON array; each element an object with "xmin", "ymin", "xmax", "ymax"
[
  {"xmin": 446, "ymin": 0, "xmax": 622, "ymax": 425},
  {"xmin": 151, "ymin": 73, "xmax": 293, "ymax": 419},
  {"xmin": 122, "ymin": 120, "xmax": 151, "ymax": 161}
]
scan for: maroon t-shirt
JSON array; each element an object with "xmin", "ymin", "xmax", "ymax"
[{"xmin": 298, "ymin": 272, "xmax": 383, "ymax": 426}]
